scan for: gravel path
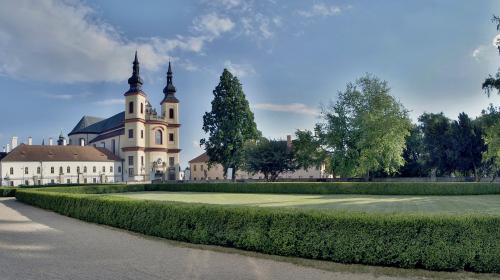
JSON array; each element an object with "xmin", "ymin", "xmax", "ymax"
[{"xmin": 0, "ymin": 198, "xmax": 496, "ymax": 280}]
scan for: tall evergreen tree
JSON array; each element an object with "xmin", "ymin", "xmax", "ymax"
[
  {"xmin": 419, "ymin": 113, "xmax": 454, "ymax": 176},
  {"xmin": 200, "ymin": 69, "xmax": 261, "ymax": 180}
]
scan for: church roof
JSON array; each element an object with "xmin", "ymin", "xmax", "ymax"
[
  {"xmin": 69, "ymin": 112, "xmax": 125, "ymax": 136},
  {"xmin": 188, "ymin": 152, "xmax": 209, "ymax": 164},
  {"xmin": 1, "ymin": 144, "xmax": 122, "ymax": 162},
  {"xmin": 69, "ymin": 116, "xmax": 104, "ymax": 135}
]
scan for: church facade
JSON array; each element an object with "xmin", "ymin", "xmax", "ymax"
[{"xmin": 68, "ymin": 52, "xmax": 181, "ymax": 182}]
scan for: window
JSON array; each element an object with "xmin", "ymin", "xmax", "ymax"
[
  {"xmin": 118, "ymin": 166, "xmax": 122, "ymax": 173},
  {"xmin": 111, "ymin": 139, "xmax": 116, "ymax": 154},
  {"xmin": 37, "ymin": 167, "xmax": 41, "ymax": 174},
  {"xmin": 77, "ymin": 167, "xmax": 80, "ymax": 173},
  {"xmin": 193, "ymin": 165, "xmax": 196, "ymax": 171},
  {"xmin": 24, "ymin": 167, "xmax": 28, "ymax": 174},
  {"xmin": 128, "ymin": 156, "xmax": 134, "ymax": 166},
  {"xmin": 67, "ymin": 179, "xmax": 71, "ymax": 184},
  {"xmin": 59, "ymin": 167, "xmax": 63, "ymax": 174},
  {"xmin": 25, "ymin": 180, "xmax": 29, "ymax": 186},
  {"xmin": 129, "ymin": 101, "xmax": 134, "ymax": 114},
  {"xmin": 140, "ymin": 103, "xmax": 144, "ymax": 114},
  {"xmin": 216, "ymin": 177, "xmax": 219, "ymax": 180},
  {"xmin": 169, "ymin": 133, "xmax": 174, "ymax": 142},
  {"xmin": 128, "ymin": 129, "xmax": 134, "ymax": 139},
  {"xmin": 169, "ymin": 108, "xmax": 174, "ymax": 119},
  {"xmin": 10, "ymin": 181, "xmax": 14, "ymax": 186},
  {"xmin": 51, "ymin": 167, "xmax": 54, "ymax": 174},
  {"xmin": 10, "ymin": 167, "xmax": 13, "ymax": 175},
  {"xmin": 102, "ymin": 166, "xmax": 105, "ymax": 173},
  {"xmin": 141, "ymin": 130, "xmax": 144, "ymax": 139},
  {"xmin": 93, "ymin": 178, "xmax": 97, "ymax": 183},
  {"xmin": 193, "ymin": 177, "xmax": 197, "ymax": 181},
  {"xmin": 38, "ymin": 180, "xmax": 41, "ymax": 185},
  {"xmin": 84, "ymin": 166, "xmax": 87, "ymax": 173},
  {"xmin": 201, "ymin": 165, "xmax": 204, "ymax": 171},
  {"xmin": 93, "ymin": 166, "xmax": 96, "ymax": 173},
  {"xmin": 51, "ymin": 179, "xmax": 55, "ymax": 184},
  {"xmin": 141, "ymin": 156, "xmax": 144, "ymax": 166},
  {"xmin": 155, "ymin": 130, "xmax": 163, "ymax": 145},
  {"xmin": 129, "ymin": 168, "xmax": 134, "ymax": 176},
  {"xmin": 110, "ymin": 166, "xmax": 113, "ymax": 173},
  {"xmin": 169, "ymin": 157, "xmax": 175, "ymax": 167},
  {"xmin": 67, "ymin": 166, "xmax": 70, "ymax": 173},
  {"xmin": 84, "ymin": 178, "xmax": 88, "ymax": 184}
]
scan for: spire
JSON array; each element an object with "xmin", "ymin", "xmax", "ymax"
[
  {"xmin": 162, "ymin": 61, "xmax": 179, "ymax": 103},
  {"xmin": 127, "ymin": 51, "xmax": 143, "ymax": 93}
]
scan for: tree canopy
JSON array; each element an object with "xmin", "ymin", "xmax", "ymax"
[
  {"xmin": 200, "ymin": 69, "xmax": 261, "ymax": 180},
  {"xmin": 244, "ymin": 138, "xmax": 297, "ymax": 181}
]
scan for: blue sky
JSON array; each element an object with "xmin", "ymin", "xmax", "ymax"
[{"xmin": 1, "ymin": 0, "xmax": 499, "ymax": 167}]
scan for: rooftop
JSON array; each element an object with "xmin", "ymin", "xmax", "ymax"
[{"xmin": 1, "ymin": 144, "xmax": 122, "ymax": 162}]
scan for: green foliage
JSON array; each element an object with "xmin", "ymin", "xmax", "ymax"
[
  {"xmin": 15, "ymin": 186, "xmax": 500, "ymax": 273},
  {"xmin": 419, "ymin": 113, "xmax": 454, "ymax": 176},
  {"xmin": 483, "ymin": 122, "xmax": 500, "ymax": 179},
  {"xmin": 292, "ymin": 130, "xmax": 327, "ymax": 171},
  {"xmin": 399, "ymin": 125, "xmax": 426, "ymax": 177},
  {"xmin": 0, "ymin": 187, "xmax": 16, "ymax": 197},
  {"xmin": 244, "ymin": 138, "xmax": 297, "ymax": 181},
  {"xmin": 482, "ymin": 15, "xmax": 500, "ymax": 96},
  {"xmin": 313, "ymin": 74, "xmax": 411, "ymax": 178},
  {"xmin": 449, "ymin": 113, "xmax": 486, "ymax": 180},
  {"xmin": 200, "ymin": 69, "xmax": 261, "ymax": 180}
]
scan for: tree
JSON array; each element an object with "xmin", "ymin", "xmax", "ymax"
[
  {"xmin": 292, "ymin": 129, "xmax": 326, "ymax": 170},
  {"xmin": 419, "ymin": 113, "xmax": 454, "ymax": 177},
  {"xmin": 244, "ymin": 138, "xmax": 297, "ymax": 181},
  {"xmin": 200, "ymin": 69, "xmax": 261, "ymax": 180},
  {"xmin": 399, "ymin": 125, "xmax": 426, "ymax": 177},
  {"xmin": 307, "ymin": 74, "xmax": 412, "ymax": 179},
  {"xmin": 449, "ymin": 113, "xmax": 485, "ymax": 181},
  {"xmin": 477, "ymin": 105, "xmax": 500, "ymax": 181},
  {"xmin": 482, "ymin": 15, "xmax": 500, "ymax": 96}
]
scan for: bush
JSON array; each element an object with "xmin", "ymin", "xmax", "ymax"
[
  {"xmin": 0, "ymin": 187, "xmax": 16, "ymax": 197},
  {"xmin": 15, "ymin": 187, "xmax": 500, "ymax": 273},
  {"xmin": 150, "ymin": 182, "xmax": 500, "ymax": 196}
]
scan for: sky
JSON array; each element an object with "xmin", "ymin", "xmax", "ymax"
[{"xmin": 0, "ymin": 0, "xmax": 499, "ymax": 167}]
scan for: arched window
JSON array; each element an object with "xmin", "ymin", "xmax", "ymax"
[
  {"xmin": 84, "ymin": 166, "xmax": 87, "ymax": 173},
  {"xmin": 37, "ymin": 167, "xmax": 41, "ymax": 174},
  {"xmin": 67, "ymin": 166, "xmax": 70, "ymax": 173},
  {"xmin": 102, "ymin": 166, "xmax": 105, "ymax": 173},
  {"xmin": 140, "ymin": 103, "xmax": 144, "ymax": 114},
  {"xmin": 169, "ymin": 108, "xmax": 174, "ymax": 119},
  {"xmin": 93, "ymin": 166, "xmax": 96, "ymax": 173},
  {"xmin": 59, "ymin": 167, "xmax": 63, "ymax": 174},
  {"xmin": 129, "ymin": 101, "xmax": 134, "ymax": 114},
  {"xmin": 155, "ymin": 130, "xmax": 163, "ymax": 145},
  {"xmin": 24, "ymin": 167, "xmax": 28, "ymax": 174},
  {"xmin": 110, "ymin": 166, "xmax": 113, "ymax": 173},
  {"xmin": 77, "ymin": 167, "xmax": 80, "ymax": 174}
]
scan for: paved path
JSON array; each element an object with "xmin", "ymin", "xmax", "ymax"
[{"xmin": 0, "ymin": 198, "xmax": 495, "ymax": 280}]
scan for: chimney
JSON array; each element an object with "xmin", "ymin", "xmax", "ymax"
[
  {"xmin": 11, "ymin": 136, "xmax": 18, "ymax": 149},
  {"xmin": 286, "ymin": 135, "xmax": 292, "ymax": 149},
  {"xmin": 28, "ymin": 136, "xmax": 33, "ymax": 146},
  {"xmin": 6, "ymin": 144, "xmax": 10, "ymax": 153},
  {"xmin": 48, "ymin": 137, "xmax": 53, "ymax": 146}
]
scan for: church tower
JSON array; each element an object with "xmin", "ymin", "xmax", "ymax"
[
  {"xmin": 161, "ymin": 62, "xmax": 181, "ymax": 180},
  {"xmin": 122, "ymin": 52, "xmax": 147, "ymax": 181}
]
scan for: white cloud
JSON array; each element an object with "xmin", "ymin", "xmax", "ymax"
[
  {"xmin": 193, "ymin": 13, "xmax": 235, "ymax": 38},
  {"xmin": 0, "ymin": 0, "xmax": 233, "ymax": 84},
  {"xmin": 254, "ymin": 103, "xmax": 319, "ymax": 116},
  {"xmin": 224, "ymin": 60, "xmax": 255, "ymax": 77},
  {"xmin": 298, "ymin": 3, "xmax": 342, "ymax": 18},
  {"xmin": 42, "ymin": 92, "xmax": 91, "ymax": 100},
  {"xmin": 94, "ymin": 99, "xmax": 124, "ymax": 106},
  {"xmin": 208, "ymin": 0, "xmax": 242, "ymax": 9},
  {"xmin": 241, "ymin": 14, "xmax": 275, "ymax": 40}
]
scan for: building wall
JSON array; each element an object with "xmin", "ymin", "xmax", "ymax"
[{"xmin": 0, "ymin": 161, "xmax": 122, "ymax": 186}]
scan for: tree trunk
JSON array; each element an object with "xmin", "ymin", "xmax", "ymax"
[{"xmin": 231, "ymin": 167, "xmax": 236, "ymax": 182}]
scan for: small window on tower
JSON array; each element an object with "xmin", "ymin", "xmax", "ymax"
[
  {"xmin": 169, "ymin": 133, "xmax": 174, "ymax": 142},
  {"xmin": 129, "ymin": 101, "xmax": 134, "ymax": 114},
  {"xmin": 141, "ymin": 130, "xmax": 144, "ymax": 139},
  {"xmin": 128, "ymin": 129, "xmax": 134, "ymax": 139},
  {"xmin": 169, "ymin": 108, "xmax": 174, "ymax": 119},
  {"xmin": 141, "ymin": 103, "xmax": 144, "ymax": 114}
]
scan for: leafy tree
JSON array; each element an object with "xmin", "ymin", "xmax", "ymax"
[
  {"xmin": 399, "ymin": 125, "xmax": 426, "ymax": 177},
  {"xmin": 310, "ymin": 74, "xmax": 411, "ymax": 179},
  {"xmin": 482, "ymin": 15, "xmax": 500, "ymax": 96},
  {"xmin": 419, "ymin": 113, "xmax": 454, "ymax": 177},
  {"xmin": 200, "ymin": 69, "xmax": 261, "ymax": 180},
  {"xmin": 477, "ymin": 105, "xmax": 500, "ymax": 180},
  {"xmin": 292, "ymin": 129, "xmax": 326, "ymax": 170},
  {"xmin": 244, "ymin": 138, "xmax": 297, "ymax": 181},
  {"xmin": 449, "ymin": 113, "xmax": 485, "ymax": 181}
]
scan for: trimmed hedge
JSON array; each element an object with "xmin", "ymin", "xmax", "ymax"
[
  {"xmin": 151, "ymin": 182, "xmax": 500, "ymax": 196},
  {"xmin": 15, "ymin": 187, "xmax": 500, "ymax": 273},
  {"xmin": 0, "ymin": 187, "xmax": 16, "ymax": 197}
]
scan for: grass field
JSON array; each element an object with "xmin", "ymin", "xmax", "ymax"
[{"xmin": 111, "ymin": 192, "xmax": 500, "ymax": 215}]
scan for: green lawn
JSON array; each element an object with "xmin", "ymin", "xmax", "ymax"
[{"xmin": 111, "ymin": 192, "xmax": 500, "ymax": 215}]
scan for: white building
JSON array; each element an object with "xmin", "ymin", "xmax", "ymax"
[{"xmin": 0, "ymin": 144, "xmax": 122, "ymax": 186}]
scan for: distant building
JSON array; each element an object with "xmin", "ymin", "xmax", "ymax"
[
  {"xmin": 188, "ymin": 135, "xmax": 329, "ymax": 181},
  {"xmin": 0, "ymin": 144, "xmax": 121, "ymax": 186}
]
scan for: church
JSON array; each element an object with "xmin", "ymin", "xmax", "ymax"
[
  {"xmin": 68, "ymin": 52, "xmax": 182, "ymax": 182},
  {"xmin": 0, "ymin": 53, "xmax": 181, "ymax": 186}
]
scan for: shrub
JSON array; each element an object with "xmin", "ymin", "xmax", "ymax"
[
  {"xmin": 15, "ymin": 187, "xmax": 500, "ymax": 273},
  {"xmin": 150, "ymin": 182, "xmax": 500, "ymax": 196},
  {"xmin": 0, "ymin": 187, "xmax": 16, "ymax": 197}
]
